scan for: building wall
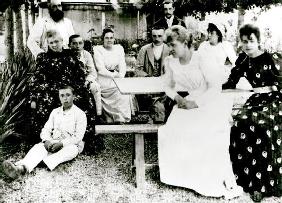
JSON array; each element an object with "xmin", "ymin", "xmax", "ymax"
[{"xmin": 41, "ymin": 2, "xmax": 147, "ymax": 40}]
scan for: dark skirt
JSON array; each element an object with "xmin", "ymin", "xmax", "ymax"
[{"xmin": 230, "ymin": 91, "xmax": 282, "ymax": 197}]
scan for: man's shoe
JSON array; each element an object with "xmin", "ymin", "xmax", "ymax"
[{"xmin": 2, "ymin": 160, "xmax": 26, "ymax": 179}]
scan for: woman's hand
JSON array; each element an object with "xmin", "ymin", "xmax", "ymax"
[
  {"xmin": 113, "ymin": 71, "xmax": 121, "ymax": 78},
  {"xmin": 31, "ymin": 101, "xmax": 36, "ymax": 109},
  {"xmin": 174, "ymin": 95, "xmax": 198, "ymax": 110}
]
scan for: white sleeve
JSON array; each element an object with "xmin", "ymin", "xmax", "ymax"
[
  {"xmin": 93, "ymin": 46, "xmax": 115, "ymax": 78},
  {"xmin": 194, "ymin": 55, "xmax": 223, "ymax": 107},
  {"xmin": 84, "ymin": 51, "xmax": 97, "ymax": 81},
  {"xmin": 223, "ymin": 41, "xmax": 237, "ymax": 66},
  {"xmin": 27, "ymin": 18, "xmax": 46, "ymax": 58},
  {"xmin": 162, "ymin": 57, "xmax": 178, "ymax": 99},
  {"xmin": 117, "ymin": 45, "xmax": 127, "ymax": 78},
  {"xmin": 40, "ymin": 110, "xmax": 55, "ymax": 142}
]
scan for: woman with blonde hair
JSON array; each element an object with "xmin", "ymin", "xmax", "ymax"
[{"xmin": 158, "ymin": 25, "xmax": 243, "ymax": 199}]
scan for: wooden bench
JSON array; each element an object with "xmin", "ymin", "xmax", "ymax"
[{"xmin": 95, "ymin": 124, "xmax": 162, "ymax": 189}]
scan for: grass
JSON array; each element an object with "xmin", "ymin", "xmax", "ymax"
[{"xmin": 0, "ymin": 134, "xmax": 282, "ymax": 203}]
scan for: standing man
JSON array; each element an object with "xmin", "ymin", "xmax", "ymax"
[
  {"xmin": 2, "ymin": 86, "xmax": 87, "ymax": 179},
  {"xmin": 154, "ymin": 0, "xmax": 186, "ymax": 30},
  {"xmin": 135, "ymin": 26, "xmax": 170, "ymax": 123},
  {"xmin": 27, "ymin": 0, "xmax": 74, "ymax": 58}
]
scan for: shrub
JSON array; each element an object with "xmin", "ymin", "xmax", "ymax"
[{"xmin": 0, "ymin": 50, "xmax": 36, "ymax": 143}]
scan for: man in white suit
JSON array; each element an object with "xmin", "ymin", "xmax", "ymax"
[{"xmin": 27, "ymin": 0, "xmax": 74, "ymax": 58}]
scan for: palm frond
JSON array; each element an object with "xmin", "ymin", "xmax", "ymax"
[{"xmin": 0, "ymin": 49, "xmax": 36, "ymax": 143}]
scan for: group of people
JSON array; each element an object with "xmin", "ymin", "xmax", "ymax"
[{"xmin": 2, "ymin": 0, "xmax": 281, "ymax": 202}]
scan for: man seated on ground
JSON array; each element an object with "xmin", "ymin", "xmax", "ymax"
[
  {"xmin": 2, "ymin": 85, "xmax": 87, "ymax": 179},
  {"xmin": 69, "ymin": 34, "xmax": 102, "ymax": 115},
  {"xmin": 135, "ymin": 26, "xmax": 171, "ymax": 123}
]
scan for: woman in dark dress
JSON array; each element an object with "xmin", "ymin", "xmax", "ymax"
[
  {"xmin": 29, "ymin": 29, "xmax": 96, "ymax": 143},
  {"xmin": 222, "ymin": 24, "xmax": 282, "ymax": 202}
]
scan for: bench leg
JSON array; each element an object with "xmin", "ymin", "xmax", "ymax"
[{"xmin": 135, "ymin": 133, "xmax": 145, "ymax": 189}]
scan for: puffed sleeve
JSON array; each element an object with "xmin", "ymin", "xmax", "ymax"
[
  {"xmin": 162, "ymin": 57, "xmax": 178, "ymax": 99},
  {"xmin": 117, "ymin": 45, "xmax": 127, "ymax": 78},
  {"xmin": 193, "ymin": 55, "xmax": 222, "ymax": 107},
  {"xmin": 222, "ymin": 53, "xmax": 248, "ymax": 89},
  {"xmin": 222, "ymin": 41, "xmax": 237, "ymax": 66},
  {"xmin": 93, "ymin": 46, "xmax": 116, "ymax": 78}
]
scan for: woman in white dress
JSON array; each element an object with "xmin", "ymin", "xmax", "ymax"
[
  {"xmin": 197, "ymin": 22, "xmax": 237, "ymax": 84},
  {"xmin": 93, "ymin": 27, "xmax": 133, "ymax": 123},
  {"xmin": 158, "ymin": 25, "xmax": 243, "ymax": 199}
]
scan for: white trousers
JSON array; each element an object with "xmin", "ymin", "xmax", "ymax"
[{"xmin": 16, "ymin": 143, "xmax": 79, "ymax": 172}]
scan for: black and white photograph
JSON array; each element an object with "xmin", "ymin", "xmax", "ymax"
[{"xmin": 0, "ymin": 0, "xmax": 282, "ymax": 202}]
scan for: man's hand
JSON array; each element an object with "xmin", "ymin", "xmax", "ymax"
[
  {"xmin": 44, "ymin": 140, "xmax": 53, "ymax": 151},
  {"xmin": 50, "ymin": 142, "xmax": 63, "ymax": 153}
]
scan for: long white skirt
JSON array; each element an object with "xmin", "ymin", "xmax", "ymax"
[
  {"xmin": 158, "ymin": 95, "xmax": 241, "ymax": 197},
  {"xmin": 98, "ymin": 75, "xmax": 134, "ymax": 123}
]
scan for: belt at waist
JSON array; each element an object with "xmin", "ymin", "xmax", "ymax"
[{"xmin": 253, "ymin": 86, "xmax": 273, "ymax": 94}]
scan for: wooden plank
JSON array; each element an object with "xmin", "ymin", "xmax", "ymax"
[
  {"xmin": 95, "ymin": 124, "xmax": 162, "ymax": 135},
  {"xmin": 135, "ymin": 133, "xmax": 145, "ymax": 189},
  {"xmin": 113, "ymin": 77, "xmax": 253, "ymax": 95},
  {"xmin": 113, "ymin": 77, "xmax": 187, "ymax": 94}
]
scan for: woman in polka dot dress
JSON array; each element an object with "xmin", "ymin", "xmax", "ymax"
[{"xmin": 222, "ymin": 24, "xmax": 282, "ymax": 202}]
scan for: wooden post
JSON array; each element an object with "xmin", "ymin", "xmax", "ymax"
[
  {"xmin": 31, "ymin": 0, "xmax": 36, "ymax": 25},
  {"xmin": 24, "ymin": 2, "xmax": 29, "ymax": 42},
  {"xmin": 14, "ymin": 5, "xmax": 24, "ymax": 53},
  {"xmin": 135, "ymin": 133, "xmax": 145, "ymax": 189},
  {"xmin": 101, "ymin": 12, "xmax": 105, "ymax": 30},
  {"xmin": 5, "ymin": 7, "xmax": 14, "ymax": 63},
  {"xmin": 137, "ymin": 10, "xmax": 139, "ymax": 40}
]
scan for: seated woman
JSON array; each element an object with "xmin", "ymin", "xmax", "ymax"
[
  {"xmin": 197, "ymin": 22, "xmax": 237, "ymax": 84},
  {"xmin": 158, "ymin": 25, "xmax": 243, "ymax": 199},
  {"xmin": 29, "ymin": 29, "xmax": 96, "ymax": 142},
  {"xmin": 222, "ymin": 24, "xmax": 282, "ymax": 202},
  {"xmin": 93, "ymin": 27, "xmax": 134, "ymax": 123}
]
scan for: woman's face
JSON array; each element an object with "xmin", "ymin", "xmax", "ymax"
[
  {"xmin": 208, "ymin": 30, "xmax": 219, "ymax": 45},
  {"xmin": 168, "ymin": 39, "xmax": 186, "ymax": 58},
  {"xmin": 103, "ymin": 32, "xmax": 115, "ymax": 49},
  {"xmin": 47, "ymin": 36, "xmax": 63, "ymax": 52},
  {"xmin": 241, "ymin": 33, "xmax": 260, "ymax": 56}
]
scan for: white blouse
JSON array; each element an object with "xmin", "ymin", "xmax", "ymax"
[
  {"xmin": 162, "ymin": 53, "xmax": 223, "ymax": 107},
  {"xmin": 197, "ymin": 41, "xmax": 237, "ymax": 67},
  {"xmin": 93, "ymin": 44, "xmax": 127, "ymax": 78}
]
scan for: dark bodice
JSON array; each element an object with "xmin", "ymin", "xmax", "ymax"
[{"xmin": 223, "ymin": 52, "xmax": 280, "ymax": 89}]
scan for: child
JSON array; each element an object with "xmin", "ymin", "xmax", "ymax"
[
  {"xmin": 2, "ymin": 86, "xmax": 87, "ymax": 179},
  {"xmin": 69, "ymin": 34, "xmax": 102, "ymax": 115}
]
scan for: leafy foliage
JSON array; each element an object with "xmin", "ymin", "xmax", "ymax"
[
  {"xmin": 139, "ymin": 0, "xmax": 282, "ymax": 17},
  {"xmin": 0, "ymin": 50, "xmax": 36, "ymax": 143}
]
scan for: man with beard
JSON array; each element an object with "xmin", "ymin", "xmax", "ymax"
[
  {"xmin": 154, "ymin": 0, "xmax": 185, "ymax": 30},
  {"xmin": 27, "ymin": 0, "xmax": 74, "ymax": 58}
]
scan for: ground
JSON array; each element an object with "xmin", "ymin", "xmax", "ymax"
[{"xmin": 0, "ymin": 135, "xmax": 282, "ymax": 203}]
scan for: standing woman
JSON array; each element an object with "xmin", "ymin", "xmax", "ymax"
[
  {"xmin": 93, "ymin": 27, "xmax": 134, "ymax": 123},
  {"xmin": 197, "ymin": 22, "xmax": 237, "ymax": 84},
  {"xmin": 223, "ymin": 24, "xmax": 282, "ymax": 202},
  {"xmin": 158, "ymin": 25, "xmax": 243, "ymax": 199}
]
